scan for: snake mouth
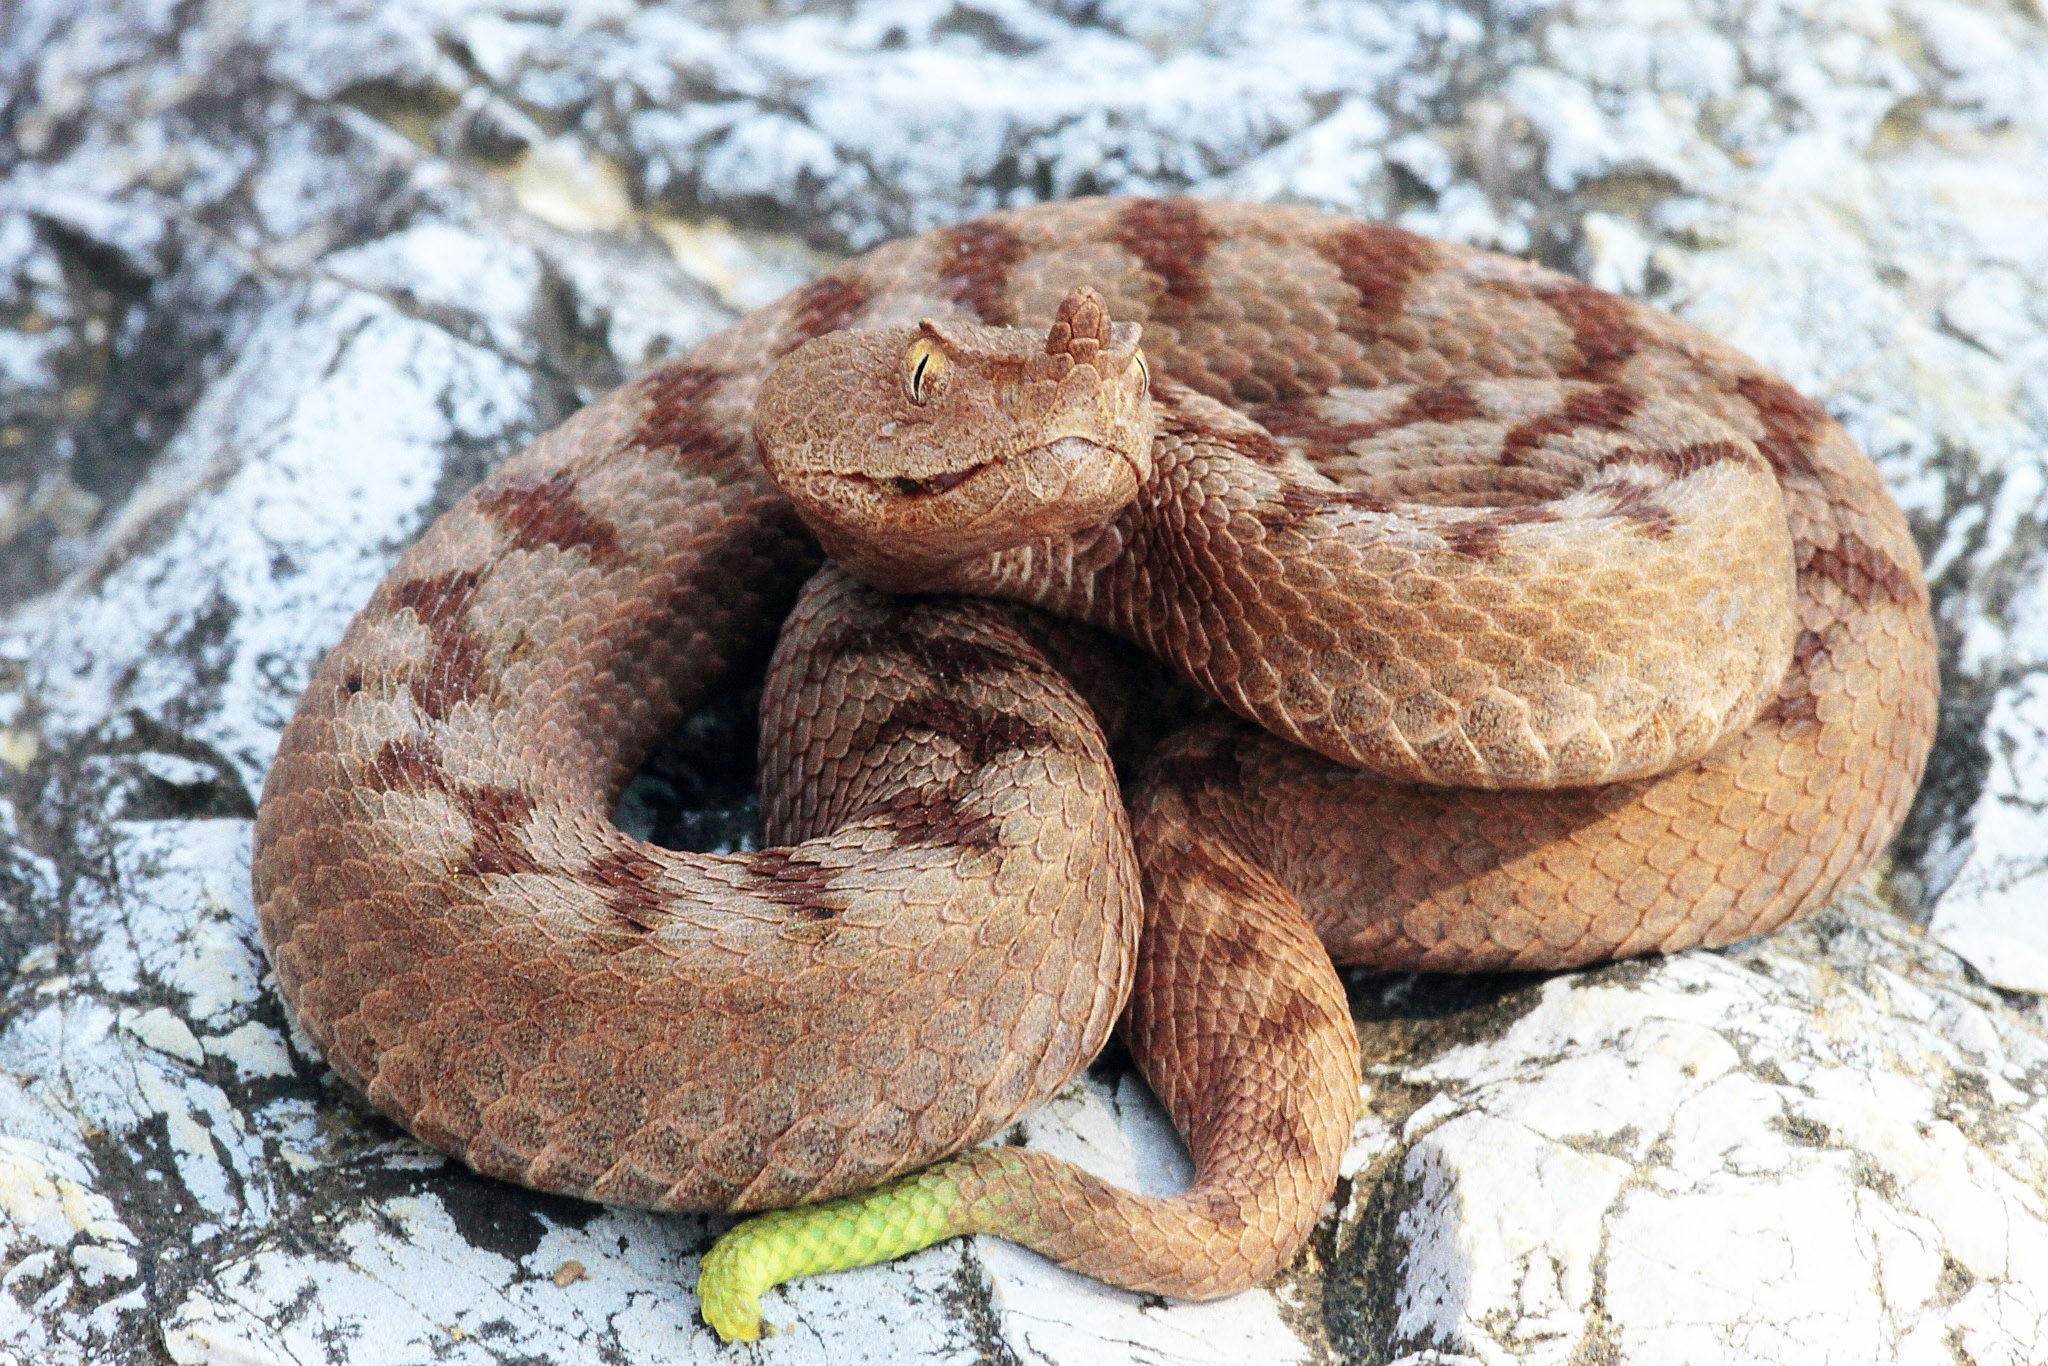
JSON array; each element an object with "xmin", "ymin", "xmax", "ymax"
[
  {"xmin": 838, "ymin": 438, "xmax": 1131, "ymax": 502},
  {"xmin": 843, "ymin": 456, "xmax": 1000, "ymax": 499},
  {"xmin": 889, "ymin": 460, "xmax": 996, "ymax": 497}
]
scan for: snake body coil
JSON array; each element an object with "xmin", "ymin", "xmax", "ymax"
[{"xmin": 252, "ymin": 199, "xmax": 1937, "ymax": 1338}]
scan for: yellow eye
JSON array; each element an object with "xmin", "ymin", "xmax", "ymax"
[
  {"xmin": 1129, "ymin": 353, "xmax": 1149, "ymax": 388},
  {"xmin": 904, "ymin": 338, "xmax": 948, "ymax": 404}
]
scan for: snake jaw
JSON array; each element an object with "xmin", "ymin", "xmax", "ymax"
[
  {"xmin": 846, "ymin": 435, "xmax": 1123, "ymax": 502},
  {"xmin": 775, "ymin": 422, "xmax": 1147, "ymax": 595}
]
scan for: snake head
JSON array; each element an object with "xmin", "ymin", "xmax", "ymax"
[{"xmin": 756, "ymin": 286, "xmax": 1156, "ymax": 591}]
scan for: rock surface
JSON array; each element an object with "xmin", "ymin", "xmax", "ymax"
[{"xmin": 4, "ymin": 1, "xmax": 2047, "ymax": 1362}]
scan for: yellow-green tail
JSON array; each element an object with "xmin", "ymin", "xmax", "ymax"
[{"xmin": 698, "ymin": 1161, "xmax": 992, "ymax": 1342}]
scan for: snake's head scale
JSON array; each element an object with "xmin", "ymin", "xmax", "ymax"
[{"xmin": 756, "ymin": 286, "xmax": 1156, "ymax": 592}]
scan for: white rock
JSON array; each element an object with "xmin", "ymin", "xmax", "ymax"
[
  {"xmin": 116, "ymin": 1008, "xmax": 205, "ymax": 1067},
  {"xmin": 1929, "ymin": 676, "xmax": 2048, "ymax": 991}
]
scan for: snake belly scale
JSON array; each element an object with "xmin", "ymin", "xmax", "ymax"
[{"xmin": 250, "ymin": 198, "xmax": 1937, "ymax": 1339}]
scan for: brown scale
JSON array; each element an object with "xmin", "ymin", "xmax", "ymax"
[{"xmin": 253, "ymin": 197, "xmax": 1937, "ymax": 1313}]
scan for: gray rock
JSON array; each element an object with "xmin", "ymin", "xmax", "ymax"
[{"xmin": 3, "ymin": 0, "xmax": 2045, "ymax": 1361}]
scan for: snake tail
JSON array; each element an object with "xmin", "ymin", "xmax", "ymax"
[{"xmin": 699, "ymin": 800, "xmax": 1361, "ymax": 1340}]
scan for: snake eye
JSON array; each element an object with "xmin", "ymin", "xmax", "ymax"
[
  {"xmin": 904, "ymin": 338, "xmax": 947, "ymax": 404},
  {"xmin": 1129, "ymin": 353, "xmax": 1149, "ymax": 388}
]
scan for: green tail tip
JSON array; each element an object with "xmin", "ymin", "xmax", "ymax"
[
  {"xmin": 696, "ymin": 1167, "xmax": 974, "ymax": 1344},
  {"xmin": 697, "ymin": 1228, "xmax": 778, "ymax": 1342}
]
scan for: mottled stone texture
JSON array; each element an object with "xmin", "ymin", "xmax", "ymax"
[{"xmin": 1, "ymin": 1, "xmax": 2044, "ymax": 1363}]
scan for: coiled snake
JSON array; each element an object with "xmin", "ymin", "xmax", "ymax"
[{"xmin": 251, "ymin": 198, "xmax": 1937, "ymax": 1339}]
